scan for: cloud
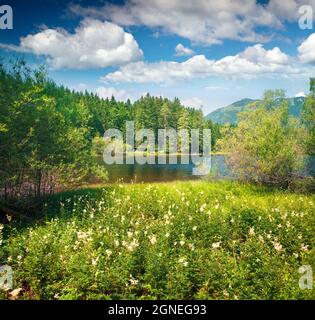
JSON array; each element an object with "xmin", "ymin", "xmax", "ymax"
[
  {"xmin": 298, "ymin": 33, "xmax": 315, "ymax": 65},
  {"xmin": 295, "ymin": 91, "xmax": 307, "ymax": 97},
  {"xmin": 175, "ymin": 44, "xmax": 194, "ymax": 56},
  {"xmin": 1, "ymin": 19, "xmax": 143, "ymax": 69},
  {"xmin": 96, "ymin": 87, "xmax": 132, "ymax": 101},
  {"xmin": 102, "ymin": 44, "xmax": 299, "ymax": 84},
  {"xmin": 68, "ymin": 0, "xmax": 315, "ymax": 45},
  {"xmin": 182, "ymin": 97, "xmax": 204, "ymax": 109}
]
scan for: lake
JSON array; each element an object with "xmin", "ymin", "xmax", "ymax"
[
  {"xmin": 102, "ymin": 155, "xmax": 315, "ymax": 184},
  {"xmin": 103, "ymin": 155, "xmax": 230, "ymax": 183}
]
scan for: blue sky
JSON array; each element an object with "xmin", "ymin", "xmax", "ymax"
[{"xmin": 1, "ymin": 0, "xmax": 315, "ymax": 114}]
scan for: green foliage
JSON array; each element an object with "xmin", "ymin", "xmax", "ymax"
[
  {"xmin": 0, "ymin": 61, "xmax": 107, "ymax": 199},
  {"xmin": 302, "ymin": 78, "xmax": 315, "ymax": 156},
  {"xmin": 0, "ymin": 181, "xmax": 314, "ymax": 300},
  {"xmin": 218, "ymin": 90, "xmax": 305, "ymax": 188}
]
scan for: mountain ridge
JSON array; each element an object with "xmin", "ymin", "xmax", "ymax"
[{"xmin": 205, "ymin": 97, "xmax": 306, "ymax": 125}]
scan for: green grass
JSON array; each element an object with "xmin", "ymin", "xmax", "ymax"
[{"xmin": 0, "ymin": 180, "xmax": 314, "ymax": 300}]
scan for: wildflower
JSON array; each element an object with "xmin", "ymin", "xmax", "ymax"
[
  {"xmin": 149, "ymin": 235, "xmax": 157, "ymax": 245},
  {"xmin": 105, "ymin": 249, "xmax": 112, "ymax": 257},
  {"xmin": 215, "ymin": 203, "xmax": 220, "ymax": 210},
  {"xmin": 165, "ymin": 233, "xmax": 170, "ymax": 238},
  {"xmin": 223, "ymin": 290, "xmax": 229, "ymax": 298},
  {"xmin": 129, "ymin": 277, "xmax": 139, "ymax": 286},
  {"xmin": 212, "ymin": 241, "xmax": 221, "ymax": 249},
  {"xmin": 301, "ymin": 244, "xmax": 309, "ymax": 252},
  {"xmin": 188, "ymin": 243, "xmax": 195, "ymax": 251},
  {"xmin": 92, "ymin": 257, "xmax": 99, "ymax": 266},
  {"xmin": 180, "ymin": 240, "xmax": 185, "ymax": 246},
  {"xmin": 178, "ymin": 256, "xmax": 188, "ymax": 267},
  {"xmin": 272, "ymin": 241, "xmax": 283, "ymax": 253},
  {"xmin": 249, "ymin": 227, "xmax": 255, "ymax": 236},
  {"xmin": 192, "ymin": 226, "xmax": 197, "ymax": 231},
  {"xmin": 9, "ymin": 288, "xmax": 22, "ymax": 300}
]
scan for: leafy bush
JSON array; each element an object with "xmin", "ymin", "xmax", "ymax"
[{"xmin": 218, "ymin": 90, "xmax": 305, "ymax": 188}]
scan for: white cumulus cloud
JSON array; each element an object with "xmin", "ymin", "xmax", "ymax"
[
  {"xmin": 69, "ymin": 0, "xmax": 315, "ymax": 45},
  {"xmin": 96, "ymin": 87, "xmax": 132, "ymax": 101},
  {"xmin": 175, "ymin": 44, "xmax": 194, "ymax": 56},
  {"xmin": 102, "ymin": 44, "xmax": 298, "ymax": 84},
  {"xmin": 298, "ymin": 33, "xmax": 315, "ymax": 65},
  {"xmin": 0, "ymin": 19, "xmax": 143, "ymax": 69},
  {"xmin": 295, "ymin": 91, "xmax": 307, "ymax": 97}
]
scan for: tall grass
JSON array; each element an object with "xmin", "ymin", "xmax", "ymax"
[{"xmin": 0, "ymin": 181, "xmax": 314, "ymax": 299}]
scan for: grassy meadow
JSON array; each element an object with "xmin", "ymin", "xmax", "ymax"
[{"xmin": 1, "ymin": 180, "xmax": 314, "ymax": 300}]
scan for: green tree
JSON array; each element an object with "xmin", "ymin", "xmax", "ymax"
[
  {"xmin": 218, "ymin": 90, "xmax": 304, "ymax": 188},
  {"xmin": 302, "ymin": 78, "xmax": 315, "ymax": 156}
]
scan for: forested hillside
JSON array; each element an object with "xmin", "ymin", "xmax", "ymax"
[{"xmin": 206, "ymin": 97, "xmax": 306, "ymax": 125}]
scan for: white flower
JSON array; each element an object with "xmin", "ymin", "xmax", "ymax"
[
  {"xmin": 249, "ymin": 227, "xmax": 255, "ymax": 236},
  {"xmin": 105, "ymin": 249, "xmax": 112, "ymax": 257},
  {"xmin": 301, "ymin": 244, "xmax": 309, "ymax": 252},
  {"xmin": 212, "ymin": 241, "xmax": 221, "ymax": 249},
  {"xmin": 149, "ymin": 235, "xmax": 157, "ymax": 245},
  {"xmin": 178, "ymin": 256, "xmax": 188, "ymax": 267},
  {"xmin": 180, "ymin": 240, "xmax": 185, "ymax": 246},
  {"xmin": 272, "ymin": 241, "xmax": 283, "ymax": 253},
  {"xmin": 165, "ymin": 233, "xmax": 170, "ymax": 238},
  {"xmin": 9, "ymin": 288, "xmax": 22, "ymax": 300},
  {"xmin": 92, "ymin": 257, "xmax": 99, "ymax": 266},
  {"xmin": 129, "ymin": 277, "xmax": 139, "ymax": 286},
  {"xmin": 192, "ymin": 226, "xmax": 197, "ymax": 231}
]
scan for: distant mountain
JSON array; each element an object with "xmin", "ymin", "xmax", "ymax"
[{"xmin": 205, "ymin": 97, "xmax": 306, "ymax": 125}]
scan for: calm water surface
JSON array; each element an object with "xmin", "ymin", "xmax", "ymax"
[
  {"xmin": 103, "ymin": 155, "xmax": 230, "ymax": 183},
  {"xmin": 102, "ymin": 155, "xmax": 315, "ymax": 184}
]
